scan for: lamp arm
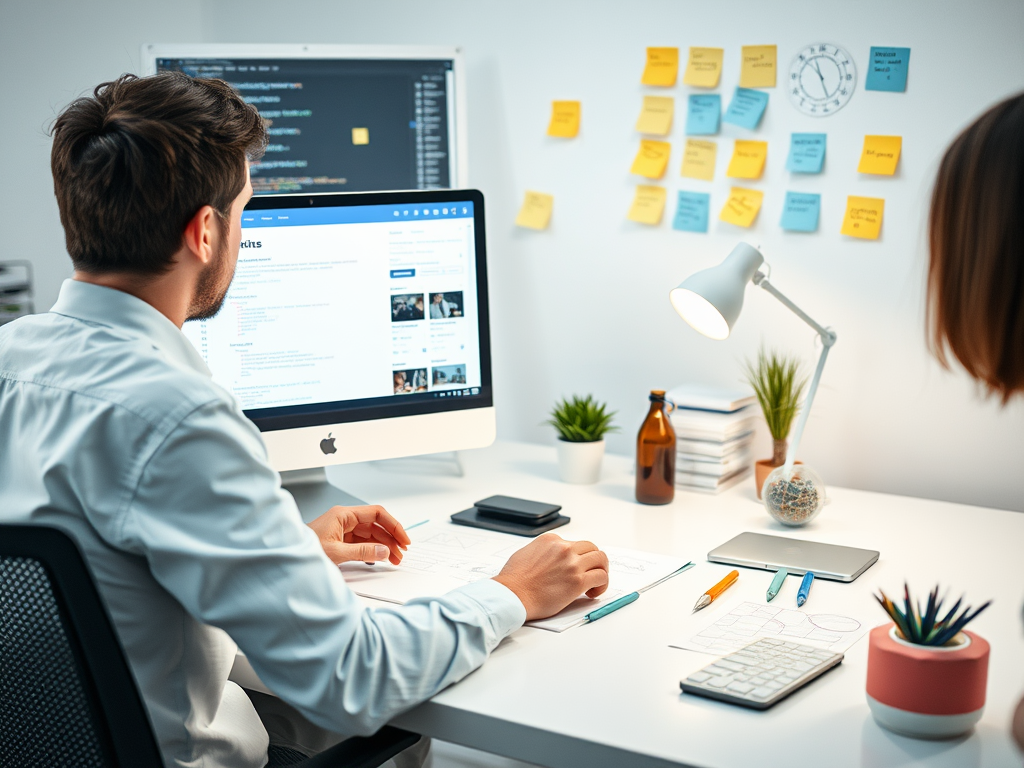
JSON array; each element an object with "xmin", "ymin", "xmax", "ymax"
[{"xmin": 751, "ymin": 271, "xmax": 837, "ymax": 473}]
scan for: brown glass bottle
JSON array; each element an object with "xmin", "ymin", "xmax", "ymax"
[{"xmin": 636, "ymin": 390, "xmax": 676, "ymax": 505}]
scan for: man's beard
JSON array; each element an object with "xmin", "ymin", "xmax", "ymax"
[{"xmin": 186, "ymin": 230, "xmax": 233, "ymax": 321}]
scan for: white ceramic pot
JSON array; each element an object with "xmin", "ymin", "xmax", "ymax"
[{"xmin": 555, "ymin": 439, "xmax": 605, "ymax": 484}]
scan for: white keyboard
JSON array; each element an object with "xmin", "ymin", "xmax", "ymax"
[{"xmin": 679, "ymin": 638, "xmax": 843, "ymax": 709}]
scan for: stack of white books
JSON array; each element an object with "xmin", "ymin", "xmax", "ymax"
[{"xmin": 667, "ymin": 384, "xmax": 757, "ymax": 494}]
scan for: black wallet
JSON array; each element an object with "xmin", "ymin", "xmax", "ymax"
[{"xmin": 450, "ymin": 495, "xmax": 569, "ymax": 537}]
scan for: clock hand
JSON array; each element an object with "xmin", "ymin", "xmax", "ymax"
[{"xmin": 811, "ymin": 59, "xmax": 829, "ymax": 98}]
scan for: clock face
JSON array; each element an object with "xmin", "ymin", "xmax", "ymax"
[{"xmin": 788, "ymin": 43, "xmax": 857, "ymax": 116}]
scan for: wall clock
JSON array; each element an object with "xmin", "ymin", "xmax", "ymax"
[{"xmin": 788, "ymin": 43, "xmax": 856, "ymax": 116}]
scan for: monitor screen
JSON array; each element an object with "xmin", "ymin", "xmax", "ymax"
[
  {"xmin": 154, "ymin": 53, "xmax": 459, "ymax": 194},
  {"xmin": 182, "ymin": 190, "xmax": 492, "ymax": 434}
]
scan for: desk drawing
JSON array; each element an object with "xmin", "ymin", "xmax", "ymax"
[{"xmin": 674, "ymin": 600, "xmax": 870, "ymax": 655}]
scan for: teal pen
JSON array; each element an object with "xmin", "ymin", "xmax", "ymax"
[
  {"xmin": 584, "ymin": 562, "xmax": 695, "ymax": 624},
  {"xmin": 766, "ymin": 568, "xmax": 788, "ymax": 602},
  {"xmin": 797, "ymin": 571, "xmax": 815, "ymax": 607},
  {"xmin": 405, "ymin": 519, "xmax": 430, "ymax": 531}
]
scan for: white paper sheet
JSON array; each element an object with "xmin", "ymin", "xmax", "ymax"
[
  {"xmin": 670, "ymin": 600, "xmax": 870, "ymax": 655},
  {"xmin": 338, "ymin": 521, "xmax": 690, "ymax": 632}
]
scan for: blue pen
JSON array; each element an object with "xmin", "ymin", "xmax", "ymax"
[
  {"xmin": 584, "ymin": 562, "xmax": 695, "ymax": 624},
  {"xmin": 766, "ymin": 568, "xmax": 788, "ymax": 602},
  {"xmin": 797, "ymin": 571, "xmax": 815, "ymax": 607},
  {"xmin": 405, "ymin": 519, "xmax": 430, "ymax": 531}
]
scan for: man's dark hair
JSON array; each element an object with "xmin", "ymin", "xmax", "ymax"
[{"xmin": 50, "ymin": 72, "xmax": 267, "ymax": 276}]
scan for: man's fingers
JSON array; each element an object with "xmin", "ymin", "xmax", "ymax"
[
  {"xmin": 582, "ymin": 568, "xmax": 610, "ymax": 598},
  {"xmin": 570, "ymin": 539, "xmax": 599, "ymax": 555},
  {"xmin": 577, "ymin": 549, "xmax": 609, "ymax": 573},
  {"xmin": 350, "ymin": 505, "xmax": 411, "ymax": 547},
  {"xmin": 325, "ymin": 541, "xmax": 390, "ymax": 565}
]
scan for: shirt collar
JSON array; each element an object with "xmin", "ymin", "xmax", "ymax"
[{"xmin": 50, "ymin": 279, "xmax": 211, "ymax": 377}]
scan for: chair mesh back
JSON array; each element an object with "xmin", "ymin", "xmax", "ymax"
[{"xmin": 0, "ymin": 555, "xmax": 107, "ymax": 768}]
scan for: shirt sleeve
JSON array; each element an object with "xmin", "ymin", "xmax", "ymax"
[{"xmin": 121, "ymin": 398, "xmax": 526, "ymax": 735}]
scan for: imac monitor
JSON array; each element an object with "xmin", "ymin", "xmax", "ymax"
[
  {"xmin": 142, "ymin": 44, "xmax": 466, "ymax": 194},
  {"xmin": 181, "ymin": 190, "xmax": 494, "ymax": 474}
]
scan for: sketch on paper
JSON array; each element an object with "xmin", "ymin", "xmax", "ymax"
[{"xmin": 671, "ymin": 601, "xmax": 869, "ymax": 655}]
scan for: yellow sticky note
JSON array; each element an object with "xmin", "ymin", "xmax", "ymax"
[
  {"xmin": 858, "ymin": 135, "xmax": 902, "ymax": 175},
  {"xmin": 547, "ymin": 101, "xmax": 581, "ymax": 138},
  {"xmin": 727, "ymin": 140, "xmax": 768, "ymax": 179},
  {"xmin": 515, "ymin": 191, "xmax": 554, "ymax": 230},
  {"xmin": 641, "ymin": 47, "xmax": 679, "ymax": 87},
  {"xmin": 739, "ymin": 45, "xmax": 777, "ymax": 88},
  {"xmin": 635, "ymin": 96, "xmax": 674, "ymax": 135},
  {"xmin": 841, "ymin": 196, "xmax": 885, "ymax": 239},
  {"xmin": 628, "ymin": 185, "xmax": 667, "ymax": 225},
  {"xmin": 352, "ymin": 127, "xmax": 369, "ymax": 145},
  {"xmin": 681, "ymin": 139, "xmax": 717, "ymax": 181},
  {"xmin": 719, "ymin": 187, "xmax": 764, "ymax": 228},
  {"xmin": 630, "ymin": 139, "xmax": 671, "ymax": 179},
  {"xmin": 683, "ymin": 47, "xmax": 724, "ymax": 88}
]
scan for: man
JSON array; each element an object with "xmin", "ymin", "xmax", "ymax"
[{"xmin": 0, "ymin": 72, "xmax": 609, "ymax": 768}]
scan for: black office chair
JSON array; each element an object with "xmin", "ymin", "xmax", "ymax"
[{"xmin": 0, "ymin": 524, "xmax": 419, "ymax": 768}]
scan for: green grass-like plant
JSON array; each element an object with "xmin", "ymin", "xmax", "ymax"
[
  {"xmin": 744, "ymin": 348, "xmax": 807, "ymax": 465},
  {"xmin": 875, "ymin": 584, "xmax": 991, "ymax": 646},
  {"xmin": 547, "ymin": 395, "xmax": 618, "ymax": 443}
]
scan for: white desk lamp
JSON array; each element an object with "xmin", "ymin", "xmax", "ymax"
[{"xmin": 670, "ymin": 243, "xmax": 836, "ymax": 522}]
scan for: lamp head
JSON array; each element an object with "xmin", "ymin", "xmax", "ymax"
[{"xmin": 670, "ymin": 243, "xmax": 765, "ymax": 339}]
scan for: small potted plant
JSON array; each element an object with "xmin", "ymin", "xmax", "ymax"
[
  {"xmin": 866, "ymin": 584, "xmax": 991, "ymax": 739},
  {"xmin": 744, "ymin": 349, "xmax": 806, "ymax": 499},
  {"xmin": 547, "ymin": 395, "xmax": 617, "ymax": 484}
]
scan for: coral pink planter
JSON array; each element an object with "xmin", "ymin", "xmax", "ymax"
[{"xmin": 866, "ymin": 624, "xmax": 989, "ymax": 739}]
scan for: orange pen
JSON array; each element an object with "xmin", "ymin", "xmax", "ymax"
[{"xmin": 692, "ymin": 570, "xmax": 739, "ymax": 613}]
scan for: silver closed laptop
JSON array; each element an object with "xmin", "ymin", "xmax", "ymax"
[{"xmin": 707, "ymin": 532, "xmax": 879, "ymax": 582}]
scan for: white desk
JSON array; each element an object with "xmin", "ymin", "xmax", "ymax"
[{"xmin": 259, "ymin": 440, "xmax": 1024, "ymax": 768}]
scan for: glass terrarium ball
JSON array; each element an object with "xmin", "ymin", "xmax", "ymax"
[{"xmin": 762, "ymin": 464, "xmax": 826, "ymax": 526}]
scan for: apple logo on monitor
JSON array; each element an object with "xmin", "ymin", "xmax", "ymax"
[{"xmin": 320, "ymin": 433, "xmax": 337, "ymax": 455}]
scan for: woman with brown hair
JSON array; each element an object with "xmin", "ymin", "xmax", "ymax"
[{"xmin": 927, "ymin": 92, "xmax": 1024, "ymax": 750}]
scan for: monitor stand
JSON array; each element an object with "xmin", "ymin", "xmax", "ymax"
[{"xmin": 280, "ymin": 468, "xmax": 366, "ymax": 524}]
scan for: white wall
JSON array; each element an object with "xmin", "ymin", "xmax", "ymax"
[{"xmin": 3, "ymin": 0, "xmax": 1023, "ymax": 511}]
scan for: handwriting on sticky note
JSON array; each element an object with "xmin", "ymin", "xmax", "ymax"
[
  {"xmin": 787, "ymin": 133, "xmax": 826, "ymax": 173},
  {"xmin": 858, "ymin": 135, "xmax": 902, "ymax": 175},
  {"xmin": 673, "ymin": 191, "xmax": 711, "ymax": 233},
  {"xmin": 780, "ymin": 192, "xmax": 821, "ymax": 232},
  {"xmin": 719, "ymin": 187, "xmax": 764, "ymax": 228},
  {"xmin": 841, "ymin": 196, "xmax": 884, "ymax": 239},
  {"xmin": 740, "ymin": 45, "xmax": 777, "ymax": 88},
  {"xmin": 642, "ymin": 47, "xmax": 679, "ymax": 87},
  {"xmin": 865, "ymin": 47, "xmax": 911, "ymax": 92},
  {"xmin": 723, "ymin": 87, "xmax": 769, "ymax": 130},
  {"xmin": 635, "ymin": 96, "xmax": 674, "ymax": 135},
  {"xmin": 686, "ymin": 95, "xmax": 721, "ymax": 136},
  {"xmin": 683, "ymin": 47, "xmax": 723, "ymax": 88},
  {"xmin": 515, "ymin": 191, "xmax": 554, "ymax": 230},
  {"xmin": 547, "ymin": 101, "xmax": 580, "ymax": 138},
  {"xmin": 727, "ymin": 140, "xmax": 768, "ymax": 179},
  {"xmin": 681, "ymin": 139, "xmax": 717, "ymax": 181},
  {"xmin": 631, "ymin": 139, "xmax": 671, "ymax": 179},
  {"xmin": 628, "ymin": 185, "xmax": 667, "ymax": 225},
  {"xmin": 352, "ymin": 127, "xmax": 369, "ymax": 145}
]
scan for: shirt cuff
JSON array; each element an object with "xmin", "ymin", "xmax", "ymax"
[{"xmin": 446, "ymin": 578, "xmax": 527, "ymax": 648}]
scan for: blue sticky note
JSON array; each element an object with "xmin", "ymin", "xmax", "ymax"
[
  {"xmin": 786, "ymin": 133, "xmax": 827, "ymax": 173},
  {"xmin": 723, "ymin": 87, "xmax": 769, "ymax": 130},
  {"xmin": 865, "ymin": 47, "xmax": 911, "ymax": 92},
  {"xmin": 673, "ymin": 191, "xmax": 710, "ymax": 233},
  {"xmin": 686, "ymin": 95, "xmax": 721, "ymax": 136},
  {"xmin": 780, "ymin": 192, "xmax": 821, "ymax": 232}
]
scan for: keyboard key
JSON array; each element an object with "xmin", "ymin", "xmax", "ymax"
[
  {"xmin": 706, "ymin": 676, "xmax": 732, "ymax": 688},
  {"xmin": 792, "ymin": 661, "xmax": 814, "ymax": 673},
  {"xmin": 716, "ymin": 660, "xmax": 745, "ymax": 672},
  {"xmin": 686, "ymin": 671, "xmax": 712, "ymax": 683},
  {"xmin": 764, "ymin": 680, "xmax": 784, "ymax": 691},
  {"xmin": 751, "ymin": 686, "xmax": 774, "ymax": 699},
  {"xmin": 727, "ymin": 682, "xmax": 754, "ymax": 694},
  {"xmin": 749, "ymin": 676, "xmax": 769, "ymax": 685}
]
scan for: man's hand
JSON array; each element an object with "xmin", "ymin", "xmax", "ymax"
[
  {"xmin": 492, "ymin": 534, "xmax": 610, "ymax": 621},
  {"xmin": 308, "ymin": 505, "xmax": 411, "ymax": 565}
]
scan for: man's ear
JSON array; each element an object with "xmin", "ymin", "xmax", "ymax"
[{"xmin": 182, "ymin": 205, "xmax": 218, "ymax": 266}]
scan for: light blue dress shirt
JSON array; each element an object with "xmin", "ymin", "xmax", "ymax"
[{"xmin": 0, "ymin": 279, "xmax": 526, "ymax": 768}]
